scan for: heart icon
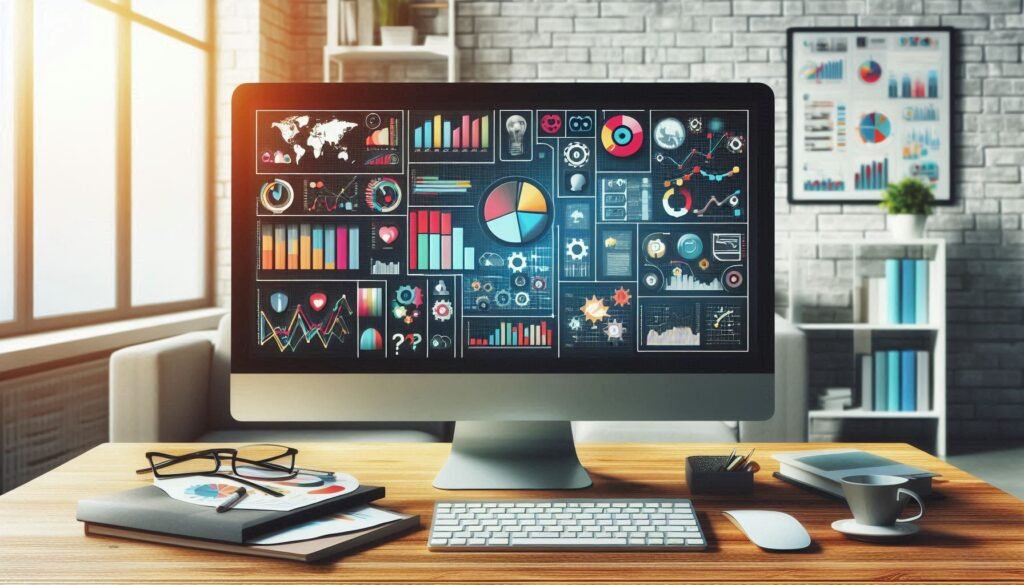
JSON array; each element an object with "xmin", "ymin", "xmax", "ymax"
[
  {"xmin": 378, "ymin": 225, "xmax": 399, "ymax": 244},
  {"xmin": 309, "ymin": 292, "xmax": 327, "ymax": 311}
]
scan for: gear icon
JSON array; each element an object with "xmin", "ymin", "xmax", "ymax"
[
  {"xmin": 612, "ymin": 287, "xmax": 632, "ymax": 307},
  {"xmin": 603, "ymin": 319, "xmax": 626, "ymax": 342},
  {"xmin": 687, "ymin": 117, "xmax": 703, "ymax": 134},
  {"xmin": 431, "ymin": 299, "xmax": 453, "ymax": 321},
  {"xmin": 568, "ymin": 316, "xmax": 583, "ymax": 331},
  {"xmin": 563, "ymin": 141, "xmax": 590, "ymax": 168},
  {"xmin": 476, "ymin": 296, "xmax": 491, "ymax": 311},
  {"xmin": 513, "ymin": 274, "xmax": 528, "ymax": 289},
  {"xmin": 514, "ymin": 291, "xmax": 531, "ymax": 307},
  {"xmin": 532, "ymin": 276, "xmax": 547, "ymax": 291},
  {"xmin": 566, "ymin": 238, "xmax": 589, "ymax": 261},
  {"xmin": 507, "ymin": 252, "xmax": 527, "ymax": 273},
  {"xmin": 395, "ymin": 285, "xmax": 418, "ymax": 305},
  {"xmin": 470, "ymin": 280, "xmax": 482, "ymax": 291},
  {"xmin": 698, "ymin": 258, "xmax": 710, "ymax": 270},
  {"xmin": 391, "ymin": 305, "xmax": 407, "ymax": 319},
  {"xmin": 494, "ymin": 289, "xmax": 512, "ymax": 307},
  {"xmin": 482, "ymin": 281, "xmax": 494, "ymax": 293}
]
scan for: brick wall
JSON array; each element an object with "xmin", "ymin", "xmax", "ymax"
[{"xmin": 213, "ymin": 0, "xmax": 1024, "ymax": 451}]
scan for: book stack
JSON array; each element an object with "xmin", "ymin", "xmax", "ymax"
[
  {"xmin": 857, "ymin": 350, "xmax": 931, "ymax": 412},
  {"xmin": 862, "ymin": 258, "xmax": 930, "ymax": 324},
  {"xmin": 818, "ymin": 387, "xmax": 853, "ymax": 411}
]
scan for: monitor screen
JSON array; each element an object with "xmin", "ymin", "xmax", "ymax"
[{"xmin": 233, "ymin": 84, "xmax": 773, "ymax": 375}]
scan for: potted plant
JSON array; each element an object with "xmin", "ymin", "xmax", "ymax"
[
  {"xmin": 879, "ymin": 177, "xmax": 935, "ymax": 240},
  {"xmin": 377, "ymin": 0, "xmax": 415, "ymax": 46}
]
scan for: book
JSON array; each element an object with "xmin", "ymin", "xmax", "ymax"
[
  {"xmin": 901, "ymin": 258, "xmax": 916, "ymax": 324},
  {"xmin": 773, "ymin": 449, "xmax": 938, "ymax": 499},
  {"xmin": 915, "ymin": 259, "xmax": 929, "ymax": 324},
  {"xmin": 901, "ymin": 350, "xmax": 917, "ymax": 411},
  {"xmin": 874, "ymin": 350, "xmax": 888, "ymax": 412},
  {"xmin": 887, "ymin": 349, "xmax": 900, "ymax": 411},
  {"xmin": 917, "ymin": 350, "xmax": 931, "ymax": 411},
  {"xmin": 819, "ymin": 387, "xmax": 853, "ymax": 411},
  {"xmin": 867, "ymin": 277, "xmax": 888, "ymax": 324},
  {"xmin": 84, "ymin": 507, "xmax": 419, "ymax": 563},
  {"xmin": 860, "ymin": 354, "xmax": 873, "ymax": 411},
  {"xmin": 77, "ymin": 484, "xmax": 385, "ymax": 544},
  {"xmin": 885, "ymin": 259, "xmax": 901, "ymax": 324}
]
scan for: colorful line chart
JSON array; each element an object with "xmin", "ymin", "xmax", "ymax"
[{"xmin": 259, "ymin": 296, "xmax": 354, "ymax": 352}]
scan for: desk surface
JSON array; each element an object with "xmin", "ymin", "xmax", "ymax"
[{"xmin": 1, "ymin": 442, "xmax": 1021, "ymax": 584}]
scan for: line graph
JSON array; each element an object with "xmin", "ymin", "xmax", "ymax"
[
  {"xmin": 259, "ymin": 296, "xmax": 354, "ymax": 352},
  {"xmin": 303, "ymin": 177, "xmax": 359, "ymax": 213}
]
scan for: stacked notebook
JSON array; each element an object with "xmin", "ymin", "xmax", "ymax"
[
  {"xmin": 773, "ymin": 449, "xmax": 939, "ymax": 500},
  {"xmin": 77, "ymin": 484, "xmax": 419, "ymax": 562}
]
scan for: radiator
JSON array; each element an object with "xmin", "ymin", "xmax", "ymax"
[{"xmin": 0, "ymin": 359, "xmax": 109, "ymax": 492}]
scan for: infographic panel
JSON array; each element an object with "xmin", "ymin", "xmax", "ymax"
[
  {"xmin": 253, "ymin": 108, "xmax": 750, "ymax": 361},
  {"xmin": 790, "ymin": 29, "xmax": 952, "ymax": 203}
]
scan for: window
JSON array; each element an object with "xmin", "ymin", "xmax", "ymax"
[{"xmin": 0, "ymin": 0, "xmax": 214, "ymax": 335}]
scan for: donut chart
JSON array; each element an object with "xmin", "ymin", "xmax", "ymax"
[
  {"xmin": 858, "ymin": 112, "xmax": 891, "ymax": 144},
  {"xmin": 481, "ymin": 179, "xmax": 552, "ymax": 245},
  {"xmin": 859, "ymin": 59, "xmax": 882, "ymax": 83},
  {"xmin": 601, "ymin": 114, "xmax": 644, "ymax": 157}
]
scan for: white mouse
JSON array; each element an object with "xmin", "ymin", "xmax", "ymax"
[{"xmin": 723, "ymin": 510, "xmax": 812, "ymax": 551}]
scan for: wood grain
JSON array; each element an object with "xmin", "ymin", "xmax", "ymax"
[{"xmin": 0, "ymin": 442, "xmax": 1021, "ymax": 584}]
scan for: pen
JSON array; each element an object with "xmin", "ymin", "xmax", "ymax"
[{"xmin": 216, "ymin": 487, "xmax": 248, "ymax": 513}]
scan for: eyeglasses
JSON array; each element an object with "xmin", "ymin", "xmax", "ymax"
[{"xmin": 135, "ymin": 444, "xmax": 333, "ymax": 497}]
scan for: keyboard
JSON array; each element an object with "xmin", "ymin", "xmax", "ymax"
[{"xmin": 428, "ymin": 498, "xmax": 706, "ymax": 551}]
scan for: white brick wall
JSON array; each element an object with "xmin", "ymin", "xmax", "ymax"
[{"xmin": 212, "ymin": 0, "xmax": 1024, "ymax": 448}]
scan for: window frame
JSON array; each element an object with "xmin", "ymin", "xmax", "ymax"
[{"xmin": 1, "ymin": 0, "xmax": 216, "ymax": 337}]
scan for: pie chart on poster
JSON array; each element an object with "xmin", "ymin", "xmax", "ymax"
[
  {"xmin": 859, "ymin": 59, "xmax": 882, "ymax": 83},
  {"xmin": 481, "ymin": 179, "xmax": 552, "ymax": 245},
  {"xmin": 858, "ymin": 112, "xmax": 891, "ymax": 144}
]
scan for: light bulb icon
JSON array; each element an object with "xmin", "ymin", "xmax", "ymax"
[{"xmin": 505, "ymin": 114, "xmax": 527, "ymax": 156}]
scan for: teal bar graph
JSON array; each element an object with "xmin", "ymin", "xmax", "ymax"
[
  {"xmin": 429, "ymin": 234, "xmax": 441, "ymax": 270},
  {"xmin": 424, "ymin": 121, "xmax": 433, "ymax": 148},
  {"xmin": 453, "ymin": 228, "xmax": 464, "ymax": 270},
  {"xmin": 464, "ymin": 247, "xmax": 475, "ymax": 270},
  {"xmin": 443, "ymin": 121, "xmax": 451, "ymax": 149}
]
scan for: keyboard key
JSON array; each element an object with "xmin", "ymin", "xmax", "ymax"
[{"xmin": 512, "ymin": 537, "xmax": 628, "ymax": 546}]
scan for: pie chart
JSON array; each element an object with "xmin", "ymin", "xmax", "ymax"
[
  {"xmin": 859, "ymin": 59, "xmax": 882, "ymax": 83},
  {"xmin": 858, "ymin": 112, "xmax": 891, "ymax": 144},
  {"xmin": 184, "ymin": 483, "xmax": 240, "ymax": 499},
  {"xmin": 481, "ymin": 178, "xmax": 551, "ymax": 245}
]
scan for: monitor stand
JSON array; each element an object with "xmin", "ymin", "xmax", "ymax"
[{"xmin": 433, "ymin": 421, "xmax": 592, "ymax": 490}]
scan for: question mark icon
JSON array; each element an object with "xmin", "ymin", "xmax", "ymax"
[
  {"xmin": 392, "ymin": 333, "xmax": 404, "ymax": 355},
  {"xmin": 406, "ymin": 333, "xmax": 422, "ymax": 351}
]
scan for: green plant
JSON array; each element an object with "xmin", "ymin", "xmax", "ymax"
[
  {"xmin": 879, "ymin": 177, "xmax": 935, "ymax": 215},
  {"xmin": 376, "ymin": 0, "xmax": 408, "ymax": 27}
]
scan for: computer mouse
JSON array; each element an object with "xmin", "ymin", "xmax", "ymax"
[{"xmin": 723, "ymin": 510, "xmax": 812, "ymax": 551}]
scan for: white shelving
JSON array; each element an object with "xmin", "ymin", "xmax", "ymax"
[
  {"xmin": 324, "ymin": 1, "xmax": 458, "ymax": 82},
  {"xmin": 787, "ymin": 238, "xmax": 947, "ymax": 457}
]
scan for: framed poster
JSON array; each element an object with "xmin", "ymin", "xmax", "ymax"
[{"xmin": 788, "ymin": 27, "xmax": 954, "ymax": 204}]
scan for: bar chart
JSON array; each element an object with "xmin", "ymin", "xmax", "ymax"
[
  {"xmin": 888, "ymin": 71, "xmax": 939, "ymax": 98},
  {"xmin": 468, "ymin": 320, "xmax": 554, "ymax": 348},
  {"xmin": 803, "ymin": 178, "xmax": 846, "ymax": 192},
  {"xmin": 854, "ymin": 158, "xmax": 889, "ymax": 191},
  {"xmin": 413, "ymin": 113, "xmax": 490, "ymax": 151},
  {"xmin": 408, "ymin": 210, "xmax": 475, "ymax": 272},
  {"xmin": 260, "ymin": 223, "xmax": 360, "ymax": 271},
  {"xmin": 803, "ymin": 59, "xmax": 843, "ymax": 82}
]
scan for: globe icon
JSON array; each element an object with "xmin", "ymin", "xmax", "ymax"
[{"xmin": 654, "ymin": 117, "xmax": 686, "ymax": 150}]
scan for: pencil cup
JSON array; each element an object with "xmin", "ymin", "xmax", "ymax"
[{"xmin": 685, "ymin": 456, "xmax": 754, "ymax": 495}]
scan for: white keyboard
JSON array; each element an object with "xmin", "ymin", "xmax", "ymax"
[{"xmin": 428, "ymin": 498, "xmax": 707, "ymax": 551}]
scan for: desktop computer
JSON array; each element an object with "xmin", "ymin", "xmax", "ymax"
[{"xmin": 231, "ymin": 83, "xmax": 775, "ymax": 491}]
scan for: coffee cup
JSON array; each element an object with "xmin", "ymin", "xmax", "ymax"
[{"xmin": 840, "ymin": 474, "xmax": 925, "ymax": 527}]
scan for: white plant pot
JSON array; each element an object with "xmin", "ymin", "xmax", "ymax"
[
  {"xmin": 380, "ymin": 26, "xmax": 416, "ymax": 46},
  {"xmin": 888, "ymin": 214, "xmax": 926, "ymax": 240}
]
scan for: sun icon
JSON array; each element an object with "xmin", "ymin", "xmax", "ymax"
[
  {"xmin": 612, "ymin": 287, "xmax": 632, "ymax": 307},
  {"xmin": 579, "ymin": 295, "xmax": 610, "ymax": 324}
]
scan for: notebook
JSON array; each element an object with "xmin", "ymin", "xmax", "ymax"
[
  {"xmin": 84, "ymin": 507, "xmax": 419, "ymax": 563},
  {"xmin": 773, "ymin": 449, "xmax": 938, "ymax": 499},
  {"xmin": 77, "ymin": 484, "xmax": 385, "ymax": 544}
]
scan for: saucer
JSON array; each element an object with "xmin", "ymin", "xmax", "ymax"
[{"xmin": 831, "ymin": 518, "xmax": 919, "ymax": 541}]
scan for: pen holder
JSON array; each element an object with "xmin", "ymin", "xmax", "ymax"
[{"xmin": 685, "ymin": 456, "xmax": 754, "ymax": 495}]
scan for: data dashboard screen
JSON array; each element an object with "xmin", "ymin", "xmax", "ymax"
[{"xmin": 244, "ymin": 101, "xmax": 761, "ymax": 373}]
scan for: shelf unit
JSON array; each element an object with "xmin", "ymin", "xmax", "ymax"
[
  {"xmin": 324, "ymin": 0, "xmax": 457, "ymax": 82},
  {"xmin": 787, "ymin": 238, "xmax": 947, "ymax": 457}
]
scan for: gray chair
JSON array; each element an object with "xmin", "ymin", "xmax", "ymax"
[{"xmin": 110, "ymin": 315, "xmax": 806, "ymax": 444}]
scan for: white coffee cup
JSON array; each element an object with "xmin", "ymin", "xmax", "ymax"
[{"xmin": 840, "ymin": 474, "xmax": 925, "ymax": 527}]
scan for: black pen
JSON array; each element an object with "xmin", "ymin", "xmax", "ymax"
[{"xmin": 216, "ymin": 487, "xmax": 248, "ymax": 513}]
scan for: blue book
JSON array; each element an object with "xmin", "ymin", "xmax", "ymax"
[
  {"xmin": 901, "ymin": 259, "xmax": 916, "ymax": 324},
  {"xmin": 885, "ymin": 259, "xmax": 901, "ymax": 324},
  {"xmin": 874, "ymin": 351, "xmax": 888, "ymax": 412},
  {"xmin": 901, "ymin": 350, "xmax": 917, "ymax": 411},
  {"xmin": 915, "ymin": 259, "xmax": 929, "ymax": 324},
  {"xmin": 887, "ymin": 350, "xmax": 900, "ymax": 411}
]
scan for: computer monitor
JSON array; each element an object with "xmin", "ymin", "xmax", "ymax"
[{"xmin": 231, "ymin": 83, "xmax": 775, "ymax": 489}]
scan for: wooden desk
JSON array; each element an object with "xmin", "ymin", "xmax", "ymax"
[{"xmin": 1, "ymin": 442, "xmax": 1021, "ymax": 584}]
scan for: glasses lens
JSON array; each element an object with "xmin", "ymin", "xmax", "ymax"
[
  {"xmin": 149, "ymin": 452, "xmax": 219, "ymax": 477},
  {"xmin": 234, "ymin": 444, "xmax": 295, "ymax": 479}
]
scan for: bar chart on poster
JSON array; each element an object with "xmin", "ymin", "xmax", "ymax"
[{"xmin": 789, "ymin": 28, "xmax": 952, "ymax": 203}]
